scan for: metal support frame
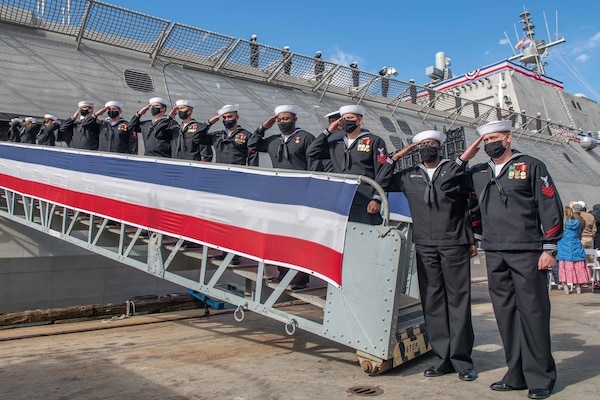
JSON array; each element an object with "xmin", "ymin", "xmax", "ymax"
[{"xmin": 0, "ymin": 164, "xmax": 427, "ymax": 375}]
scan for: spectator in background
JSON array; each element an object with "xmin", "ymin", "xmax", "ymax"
[
  {"xmin": 557, "ymin": 206, "xmax": 590, "ymax": 295},
  {"xmin": 576, "ymin": 201, "xmax": 597, "ymax": 261},
  {"xmin": 591, "ymin": 204, "xmax": 600, "ymax": 249}
]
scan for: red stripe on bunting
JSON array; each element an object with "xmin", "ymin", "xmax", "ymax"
[{"xmin": 0, "ymin": 173, "xmax": 343, "ymax": 285}]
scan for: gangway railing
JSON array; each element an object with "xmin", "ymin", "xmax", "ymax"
[{"xmin": 0, "ymin": 143, "xmax": 429, "ymax": 375}]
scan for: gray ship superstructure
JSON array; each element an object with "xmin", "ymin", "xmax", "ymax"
[{"xmin": 0, "ymin": 0, "xmax": 598, "ymax": 315}]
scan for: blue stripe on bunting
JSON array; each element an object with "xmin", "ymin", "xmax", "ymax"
[{"xmin": 0, "ymin": 144, "xmax": 358, "ymax": 216}]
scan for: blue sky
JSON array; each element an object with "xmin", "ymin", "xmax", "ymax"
[{"xmin": 108, "ymin": 0, "xmax": 600, "ymax": 102}]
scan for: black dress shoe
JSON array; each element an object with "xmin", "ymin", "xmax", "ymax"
[
  {"xmin": 458, "ymin": 368, "xmax": 478, "ymax": 381},
  {"xmin": 528, "ymin": 389, "xmax": 551, "ymax": 399},
  {"xmin": 423, "ymin": 367, "xmax": 450, "ymax": 377},
  {"xmin": 490, "ymin": 381, "xmax": 527, "ymax": 391}
]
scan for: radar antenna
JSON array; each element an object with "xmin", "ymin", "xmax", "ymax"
[{"xmin": 508, "ymin": 9, "xmax": 565, "ymax": 76}]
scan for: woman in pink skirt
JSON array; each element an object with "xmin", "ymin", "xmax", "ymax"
[{"xmin": 557, "ymin": 206, "xmax": 590, "ymax": 294}]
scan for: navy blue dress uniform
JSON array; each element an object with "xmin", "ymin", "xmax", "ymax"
[
  {"xmin": 466, "ymin": 120, "xmax": 563, "ymax": 399},
  {"xmin": 23, "ymin": 117, "xmax": 42, "ymax": 144},
  {"xmin": 199, "ymin": 104, "xmax": 258, "ymax": 166},
  {"xmin": 98, "ymin": 101, "xmax": 138, "ymax": 154},
  {"xmin": 307, "ymin": 104, "xmax": 390, "ymax": 225},
  {"xmin": 59, "ymin": 101, "xmax": 101, "ymax": 150},
  {"xmin": 8, "ymin": 118, "xmax": 24, "ymax": 142},
  {"xmin": 130, "ymin": 97, "xmax": 180, "ymax": 158},
  {"xmin": 254, "ymin": 104, "xmax": 317, "ymax": 288},
  {"xmin": 385, "ymin": 130, "xmax": 479, "ymax": 381},
  {"xmin": 173, "ymin": 99, "xmax": 212, "ymax": 161},
  {"xmin": 253, "ymin": 105, "xmax": 318, "ymax": 171},
  {"xmin": 36, "ymin": 115, "xmax": 59, "ymax": 146}
]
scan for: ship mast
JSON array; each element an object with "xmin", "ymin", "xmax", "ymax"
[{"xmin": 508, "ymin": 11, "xmax": 565, "ymax": 75}]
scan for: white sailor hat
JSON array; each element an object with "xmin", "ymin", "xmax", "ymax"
[
  {"xmin": 218, "ymin": 104, "xmax": 239, "ymax": 115},
  {"xmin": 148, "ymin": 97, "xmax": 168, "ymax": 106},
  {"xmin": 476, "ymin": 120, "xmax": 513, "ymax": 136},
  {"xmin": 78, "ymin": 101, "xmax": 94, "ymax": 108},
  {"xmin": 274, "ymin": 105, "xmax": 299, "ymax": 116},
  {"xmin": 175, "ymin": 99, "xmax": 196, "ymax": 108},
  {"xmin": 44, "ymin": 114, "xmax": 57, "ymax": 120},
  {"xmin": 104, "ymin": 100, "xmax": 123, "ymax": 109},
  {"xmin": 324, "ymin": 111, "xmax": 341, "ymax": 119},
  {"xmin": 412, "ymin": 130, "xmax": 446, "ymax": 145},
  {"xmin": 25, "ymin": 117, "xmax": 36, "ymax": 123},
  {"xmin": 575, "ymin": 200, "xmax": 587, "ymax": 210},
  {"xmin": 10, "ymin": 117, "xmax": 23, "ymax": 124},
  {"xmin": 339, "ymin": 104, "xmax": 365, "ymax": 116}
]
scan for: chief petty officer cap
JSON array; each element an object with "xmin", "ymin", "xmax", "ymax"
[
  {"xmin": 476, "ymin": 120, "xmax": 512, "ymax": 136},
  {"xmin": 324, "ymin": 111, "xmax": 341, "ymax": 119},
  {"xmin": 105, "ymin": 101, "xmax": 123, "ymax": 109},
  {"xmin": 148, "ymin": 97, "xmax": 168, "ymax": 106},
  {"xmin": 218, "ymin": 104, "xmax": 239, "ymax": 115},
  {"xmin": 44, "ymin": 114, "xmax": 57, "ymax": 120},
  {"xmin": 412, "ymin": 130, "xmax": 446, "ymax": 145},
  {"xmin": 78, "ymin": 101, "xmax": 94, "ymax": 108},
  {"xmin": 274, "ymin": 105, "xmax": 299, "ymax": 116},
  {"xmin": 339, "ymin": 104, "xmax": 365, "ymax": 116},
  {"xmin": 25, "ymin": 117, "xmax": 36, "ymax": 123},
  {"xmin": 175, "ymin": 99, "xmax": 196, "ymax": 108}
]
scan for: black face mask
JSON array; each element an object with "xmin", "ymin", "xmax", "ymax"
[
  {"xmin": 223, "ymin": 119, "xmax": 237, "ymax": 130},
  {"xmin": 484, "ymin": 140, "xmax": 507, "ymax": 158},
  {"xmin": 178, "ymin": 110, "xmax": 189, "ymax": 120},
  {"xmin": 419, "ymin": 145, "xmax": 439, "ymax": 163},
  {"xmin": 342, "ymin": 119, "xmax": 358, "ymax": 134},
  {"xmin": 79, "ymin": 109, "xmax": 90, "ymax": 117},
  {"xmin": 107, "ymin": 110, "xmax": 120, "ymax": 119},
  {"xmin": 278, "ymin": 121, "xmax": 295, "ymax": 134},
  {"xmin": 150, "ymin": 106, "xmax": 162, "ymax": 116}
]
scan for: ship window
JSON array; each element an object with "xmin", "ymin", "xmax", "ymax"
[
  {"xmin": 124, "ymin": 70, "xmax": 154, "ymax": 92},
  {"xmin": 396, "ymin": 119, "xmax": 413, "ymax": 136},
  {"xmin": 571, "ymin": 100, "xmax": 577, "ymax": 108},
  {"xmin": 562, "ymin": 152, "xmax": 572, "ymax": 163},
  {"xmin": 379, "ymin": 116, "xmax": 397, "ymax": 133},
  {"xmin": 577, "ymin": 102, "xmax": 582, "ymax": 110},
  {"xmin": 388, "ymin": 135, "xmax": 404, "ymax": 150}
]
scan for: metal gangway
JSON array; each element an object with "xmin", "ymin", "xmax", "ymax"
[{"xmin": 0, "ymin": 142, "xmax": 429, "ymax": 375}]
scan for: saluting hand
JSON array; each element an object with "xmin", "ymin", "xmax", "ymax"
[
  {"xmin": 138, "ymin": 104, "xmax": 151, "ymax": 115},
  {"xmin": 460, "ymin": 136, "xmax": 484, "ymax": 161},
  {"xmin": 327, "ymin": 117, "xmax": 342, "ymax": 134},
  {"xmin": 262, "ymin": 115, "xmax": 277, "ymax": 130},
  {"xmin": 169, "ymin": 106, "xmax": 178, "ymax": 119},
  {"xmin": 95, "ymin": 107, "xmax": 108, "ymax": 117},
  {"xmin": 72, "ymin": 109, "xmax": 80, "ymax": 119},
  {"xmin": 391, "ymin": 143, "xmax": 417, "ymax": 162},
  {"xmin": 208, "ymin": 115, "xmax": 221, "ymax": 125}
]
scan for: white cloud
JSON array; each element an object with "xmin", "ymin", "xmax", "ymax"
[
  {"xmin": 484, "ymin": 50, "xmax": 491, "ymax": 55},
  {"xmin": 330, "ymin": 47, "xmax": 361, "ymax": 67},
  {"xmin": 576, "ymin": 54, "xmax": 590, "ymax": 62},
  {"xmin": 573, "ymin": 32, "xmax": 600, "ymax": 53},
  {"xmin": 499, "ymin": 38, "xmax": 509, "ymax": 45}
]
